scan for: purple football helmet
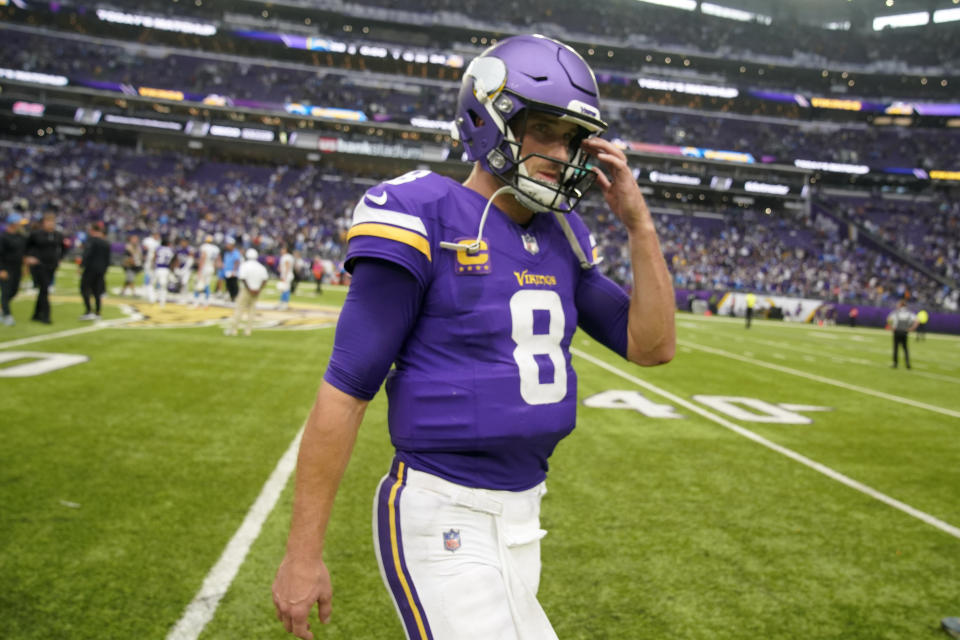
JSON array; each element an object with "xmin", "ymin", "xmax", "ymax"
[{"xmin": 454, "ymin": 34, "xmax": 608, "ymax": 214}]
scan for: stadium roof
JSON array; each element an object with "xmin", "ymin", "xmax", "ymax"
[{"xmin": 717, "ymin": 0, "xmax": 955, "ymax": 27}]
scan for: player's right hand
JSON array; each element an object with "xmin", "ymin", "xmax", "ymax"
[{"xmin": 272, "ymin": 556, "xmax": 332, "ymax": 640}]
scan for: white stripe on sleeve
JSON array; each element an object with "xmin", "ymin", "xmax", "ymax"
[{"xmin": 351, "ymin": 201, "xmax": 428, "ymax": 236}]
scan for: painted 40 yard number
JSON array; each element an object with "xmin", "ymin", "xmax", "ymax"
[{"xmin": 584, "ymin": 390, "xmax": 832, "ymax": 425}]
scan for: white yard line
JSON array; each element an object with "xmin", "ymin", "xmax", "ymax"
[
  {"xmin": 677, "ymin": 339, "xmax": 960, "ymax": 419},
  {"xmin": 0, "ymin": 317, "xmax": 135, "ymax": 349},
  {"xmin": 684, "ymin": 327, "xmax": 960, "ymax": 384},
  {"xmin": 166, "ymin": 425, "xmax": 305, "ymax": 640},
  {"xmin": 681, "ymin": 315, "xmax": 960, "ymax": 346},
  {"xmin": 570, "ymin": 347, "xmax": 960, "ymax": 541}
]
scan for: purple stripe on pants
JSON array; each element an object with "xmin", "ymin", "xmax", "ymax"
[{"xmin": 376, "ymin": 458, "xmax": 433, "ymax": 640}]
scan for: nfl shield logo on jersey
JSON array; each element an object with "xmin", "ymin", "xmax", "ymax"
[
  {"xmin": 521, "ymin": 233, "xmax": 540, "ymax": 255},
  {"xmin": 443, "ymin": 529, "xmax": 461, "ymax": 552}
]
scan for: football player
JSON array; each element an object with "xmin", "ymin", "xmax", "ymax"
[
  {"xmin": 277, "ymin": 244, "xmax": 295, "ymax": 310},
  {"xmin": 153, "ymin": 236, "xmax": 175, "ymax": 308},
  {"xmin": 141, "ymin": 231, "xmax": 160, "ymax": 303},
  {"xmin": 221, "ymin": 237, "xmax": 243, "ymax": 303},
  {"xmin": 175, "ymin": 237, "xmax": 195, "ymax": 305},
  {"xmin": 273, "ymin": 34, "xmax": 675, "ymax": 640},
  {"xmin": 194, "ymin": 234, "xmax": 220, "ymax": 307}
]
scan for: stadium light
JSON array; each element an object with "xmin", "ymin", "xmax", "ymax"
[
  {"xmin": 824, "ymin": 20, "xmax": 852, "ymax": 30},
  {"xmin": 872, "ymin": 11, "xmax": 929, "ymax": 30},
  {"xmin": 701, "ymin": 2, "xmax": 773, "ymax": 24},
  {"xmin": 933, "ymin": 7, "xmax": 960, "ymax": 23},
  {"xmin": 634, "ymin": 0, "xmax": 697, "ymax": 10}
]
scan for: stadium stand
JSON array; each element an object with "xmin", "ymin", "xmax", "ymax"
[
  {"xmin": 1, "ymin": 137, "xmax": 956, "ymax": 315},
  {"xmin": 115, "ymin": 0, "xmax": 960, "ymax": 71},
  {"xmin": 0, "ymin": 0, "xmax": 958, "ymax": 322}
]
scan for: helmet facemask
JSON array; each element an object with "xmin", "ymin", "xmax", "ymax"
[{"xmin": 498, "ymin": 106, "xmax": 599, "ymax": 214}]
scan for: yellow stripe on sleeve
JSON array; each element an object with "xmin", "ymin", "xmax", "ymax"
[
  {"xmin": 347, "ymin": 223, "xmax": 431, "ymax": 261},
  {"xmin": 388, "ymin": 462, "xmax": 429, "ymax": 640}
]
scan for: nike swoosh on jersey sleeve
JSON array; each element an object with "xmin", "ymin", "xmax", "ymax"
[{"xmin": 365, "ymin": 191, "xmax": 389, "ymax": 206}]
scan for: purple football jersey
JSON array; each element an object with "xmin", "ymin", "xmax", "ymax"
[
  {"xmin": 155, "ymin": 245, "xmax": 175, "ymax": 269},
  {"xmin": 345, "ymin": 170, "xmax": 598, "ymax": 490}
]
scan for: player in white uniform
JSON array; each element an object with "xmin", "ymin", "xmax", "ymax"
[
  {"xmin": 141, "ymin": 232, "xmax": 160, "ymax": 303},
  {"xmin": 153, "ymin": 237, "xmax": 175, "ymax": 307},
  {"xmin": 194, "ymin": 235, "xmax": 220, "ymax": 307},
  {"xmin": 175, "ymin": 237, "xmax": 195, "ymax": 304},
  {"xmin": 277, "ymin": 245, "xmax": 295, "ymax": 310}
]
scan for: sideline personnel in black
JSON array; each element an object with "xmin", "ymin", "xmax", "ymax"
[
  {"xmin": 886, "ymin": 300, "xmax": 918, "ymax": 369},
  {"xmin": 79, "ymin": 221, "xmax": 111, "ymax": 320},
  {"xmin": 0, "ymin": 212, "xmax": 28, "ymax": 326},
  {"xmin": 24, "ymin": 211, "xmax": 66, "ymax": 324}
]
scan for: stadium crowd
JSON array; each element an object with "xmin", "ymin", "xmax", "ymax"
[
  {"xmin": 0, "ymin": 29, "xmax": 459, "ymax": 121},
  {"xmin": 4, "ymin": 27, "xmax": 959, "ymax": 171},
  {"xmin": 1, "ymin": 139, "xmax": 956, "ymax": 312},
  {"xmin": 0, "ymin": 141, "xmax": 357, "ymax": 273},
  {"xmin": 614, "ymin": 107, "xmax": 957, "ymax": 168},
  {"xmin": 2, "ymin": 4, "xmax": 957, "ymax": 315},
  {"xmin": 821, "ymin": 194, "xmax": 960, "ymax": 283}
]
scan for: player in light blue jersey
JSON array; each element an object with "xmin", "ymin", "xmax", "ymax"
[
  {"xmin": 221, "ymin": 237, "xmax": 242, "ymax": 303},
  {"xmin": 274, "ymin": 35, "xmax": 676, "ymax": 640}
]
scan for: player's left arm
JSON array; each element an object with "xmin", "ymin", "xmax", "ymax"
[{"xmin": 582, "ymin": 137, "xmax": 675, "ymax": 366}]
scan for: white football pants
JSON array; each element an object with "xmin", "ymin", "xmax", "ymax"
[
  {"xmin": 373, "ymin": 459, "xmax": 557, "ymax": 640},
  {"xmin": 195, "ymin": 268, "xmax": 215, "ymax": 294},
  {"xmin": 144, "ymin": 266, "xmax": 157, "ymax": 302},
  {"xmin": 177, "ymin": 269, "xmax": 192, "ymax": 303},
  {"xmin": 155, "ymin": 268, "xmax": 170, "ymax": 306}
]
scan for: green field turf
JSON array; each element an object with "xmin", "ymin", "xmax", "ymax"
[{"xmin": 1, "ymin": 267, "xmax": 958, "ymax": 639}]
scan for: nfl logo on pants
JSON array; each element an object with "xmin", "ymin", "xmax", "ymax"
[{"xmin": 443, "ymin": 529, "xmax": 461, "ymax": 552}]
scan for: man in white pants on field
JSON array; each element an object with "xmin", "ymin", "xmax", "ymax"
[
  {"xmin": 225, "ymin": 248, "xmax": 268, "ymax": 337},
  {"xmin": 194, "ymin": 235, "xmax": 220, "ymax": 307},
  {"xmin": 277, "ymin": 244, "xmax": 295, "ymax": 310},
  {"xmin": 153, "ymin": 237, "xmax": 175, "ymax": 307},
  {"xmin": 272, "ymin": 34, "xmax": 675, "ymax": 640},
  {"xmin": 142, "ymin": 231, "xmax": 160, "ymax": 302}
]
